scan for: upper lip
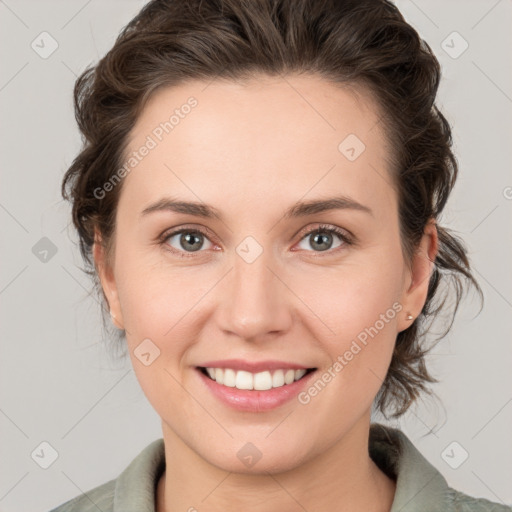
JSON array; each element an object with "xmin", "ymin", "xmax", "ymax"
[{"xmin": 198, "ymin": 359, "xmax": 316, "ymax": 373}]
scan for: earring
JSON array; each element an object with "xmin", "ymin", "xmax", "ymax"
[
  {"xmin": 109, "ymin": 310, "xmax": 122, "ymax": 329},
  {"xmin": 406, "ymin": 313, "xmax": 414, "ymax": 321}
]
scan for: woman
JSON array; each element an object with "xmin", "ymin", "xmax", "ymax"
[{"xmin": 50, "ymin": 0, "xmax": 511, "ymax": 510}]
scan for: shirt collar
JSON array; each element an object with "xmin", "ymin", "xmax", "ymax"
[
  {"xmin": 113, "ymin": 424, "xmax": 451, "ymax": 511},
  {"xmin": 370, "ymin": 423, "xmax": 451, "ymax": 511},
  {"xmin": 114, "ymin": 438, "xmax": 165, "ymax": 512}
]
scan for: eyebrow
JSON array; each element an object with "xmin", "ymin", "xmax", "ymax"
[{"xmin": 140, "ymin": 195, "xmax": 373, "ymax": 220}]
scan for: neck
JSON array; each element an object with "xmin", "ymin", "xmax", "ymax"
[{"xmin": 156, "ymin": 415, "xmax": 396, "ymax": 512}]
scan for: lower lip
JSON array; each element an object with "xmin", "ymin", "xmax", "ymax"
[{"xmin": 196, "ymin": 368, "xmax": 317, "ymax": 412}]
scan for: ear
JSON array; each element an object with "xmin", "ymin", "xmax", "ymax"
[
  {"xmin": 93, "ymin": 229, "xmax": 125, "ymax": 330},
  {"xmin": 397, "ymin": 218, "xmax": 438, "ymax": 332}
]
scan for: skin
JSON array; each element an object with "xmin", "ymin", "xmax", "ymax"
[{"xmin": 94, "ymin": 74, "xmax": 438, "ymax": 512}]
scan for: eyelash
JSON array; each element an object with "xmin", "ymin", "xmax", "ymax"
[{"xmin": 158, "ymin": 224, "xmax": 354, "ymax": 258}]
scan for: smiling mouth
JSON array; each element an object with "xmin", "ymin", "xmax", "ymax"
[{"xmin": 198, "ymin": 366, "xmax": 317, "ymax": 391}]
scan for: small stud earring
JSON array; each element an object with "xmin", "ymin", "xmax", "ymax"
[
  {"xmin": 109, "ymin": 310, "xmax": 122, "ymax": 329},
  {"xmin": 406, "ymin": 313, "xmax": 414, "ymax": 321}
]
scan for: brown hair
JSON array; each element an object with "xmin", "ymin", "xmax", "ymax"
[{"xmin": 62, "ymin": 0, "xmax": 482, "ymax": 418}]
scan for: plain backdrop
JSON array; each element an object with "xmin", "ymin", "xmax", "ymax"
[{"xmin": 0, "ymin": 1, "xmax": 511, "ymax": 510}]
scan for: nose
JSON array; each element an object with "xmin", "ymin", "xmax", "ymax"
[{"xmin": 215, "ymin": 247, "xmax": 293, "ymax": 342}]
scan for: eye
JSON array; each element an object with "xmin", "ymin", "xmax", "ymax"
[
  {"xmin": 159, "ymin": 223, "xmax": 353, "ymax": 257},
  {"xmin": 295, "ymin": 224, "xmax": 352, "ymax": 253},
  {"xmin": 162, "ymin": 227, "xmax": 214, "ymax": 255}
]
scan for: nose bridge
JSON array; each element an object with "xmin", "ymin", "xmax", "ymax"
[{"xmin": 217, "ymin": 240, "xmax": 291, "ymax": 340}]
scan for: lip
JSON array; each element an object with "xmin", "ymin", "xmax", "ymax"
[
  {"xmin": 199, "ymin": 359, "xmax": 314, "ymax": 373},
  {"xmin": 196, "ymin": 366, "xmax": 317, "ymax": 412}
]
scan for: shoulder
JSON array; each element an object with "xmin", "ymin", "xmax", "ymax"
[
  {"xmin": 369, "ymin": 423, "xmax": 512, "ymax": 512},
  {"xmin": 48, "ymin": 479, "xmax": 115, "ymax": 512},
  {"xmin": 446, "ymin": 487, "xmax": 512, "ymax": 511},
  {"xmin": 48, "ymin": 438, "xmax": 165, "ymax": 512}
]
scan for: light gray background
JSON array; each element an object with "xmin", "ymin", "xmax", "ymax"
[{"xmin": 0, "ymin": 1, "xmax": 511, "ymax": 510}]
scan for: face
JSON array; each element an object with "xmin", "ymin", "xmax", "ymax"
[{"xmin": 95, "ymin": 74, "xmax": 436, "ymax": 474}]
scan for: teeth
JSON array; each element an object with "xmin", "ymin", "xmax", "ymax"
[
  {"xmin": 272, "ymin": 369, "xmax": 285, "ymax": 388},
  {"xmin": 253, "ymin": 371, "xmax": 272, "ymax": 391},
  {"xmin": 235, "ymin": 370, "xmax": 253, "ymax": 390},
  {"xmin": 223, "ymin": 368, "xmax": 236, "ymax": 387},
  {"xmin": 284, "ymin": 369, "xmax": 295, "ymax": 385},
  {"xmin": 295, "ymin": 369, "xmax": 307, "ymax": 381},
  {"xmin": 204, "ymin": 367, "xmax": 310, "ymax": 390}
]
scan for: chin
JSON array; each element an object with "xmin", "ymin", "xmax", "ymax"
[{"xmin": 199, "ymin": 436, "xmax": 314, "ymax": 476}]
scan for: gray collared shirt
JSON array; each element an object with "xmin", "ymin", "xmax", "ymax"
[{"xmin": 49, "ymin": 423, "xmax": 511, "ymax": 511}]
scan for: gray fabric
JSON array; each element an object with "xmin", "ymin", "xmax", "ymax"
[{"xmin": 49, "ymin": 423, "xmax": 511, "ymax": 511}]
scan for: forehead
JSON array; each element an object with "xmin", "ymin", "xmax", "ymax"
[{"xmin": 120, "ymin": 74, "xmax": 395, "ymax": 217}]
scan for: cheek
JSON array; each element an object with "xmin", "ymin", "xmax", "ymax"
[
  {"xmin": 116, "ymin": 264, "xmax": 200, "ymax": 415},
  {"xmin": 295, "ymin": 272, "xmax": 401, "ymax": 423},
  {"xmin": 288, "ymin": 255, "xmax": 403, "ymax": 394},
  {"xmin": 291, "ymin": 255, "xmax": 403, "ymax": 341},
  {"xmin": 115, "ymin": 249, "xmax": 200, "ymax": 334}
]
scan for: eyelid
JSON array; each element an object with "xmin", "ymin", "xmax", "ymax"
[
  {"xmin": 294, "ymin": 223, "xmax": 354, "ymax": 245},
  {"xmin": 158, "ymin": 224, "xmax": 218, "ymax": 244}
]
